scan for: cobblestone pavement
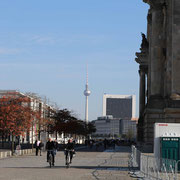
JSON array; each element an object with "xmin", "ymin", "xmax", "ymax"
[{"xmin": 0, "ymin": 146, "xmax": 134, "ymax": 180}]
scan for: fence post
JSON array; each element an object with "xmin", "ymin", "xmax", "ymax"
[
  {"xmin": 157, "ymin": 158, "xmax": 160, "ymax": 180},
  {"xmin": 175, "ymin": 160, "xmax": 180, "ymax": 180},
  {"xmin": 146, "ymin": 155, "xmax": 149, "ymax": 178}
]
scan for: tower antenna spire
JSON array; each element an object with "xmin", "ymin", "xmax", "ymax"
[{"xmin": 86, "ymin": 63, "xmax": 88, "ymax": 85}]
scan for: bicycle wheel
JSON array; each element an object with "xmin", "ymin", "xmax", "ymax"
[
  {"xmin": 66, "ymin": 152, "xmax": 70, "ymax": 168},
  {"xmin": 49, "ymin": 154, "xmax": 52, "ymax": 168}
]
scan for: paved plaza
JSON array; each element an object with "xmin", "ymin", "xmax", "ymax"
[{"xmin": 0, "ymin": 146, "xmax": 134, "ymax": 180}]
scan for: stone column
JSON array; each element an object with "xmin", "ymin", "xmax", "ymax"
[
  {"xmin": 150, "ymin": 4, "xmax": 164, "ymax": 96},
  {"xmin": 139, "ymin": 68, "xmax": 146, "ymax": 116},
  {"xmin": 147, "ymin": 10, "xmax": 152, "ymax": 99},
  {"xmin": 171, "ymin": 0, "xmax": 180, "ymax": 96}
]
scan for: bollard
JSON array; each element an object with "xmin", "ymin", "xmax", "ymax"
[
  {"xmin": 9, "ymin": 151, "xmax": 12, "ymax": 157},
  {"xmin": 175, "ymin": 160, "xmax": 180, "ymax": 180}
]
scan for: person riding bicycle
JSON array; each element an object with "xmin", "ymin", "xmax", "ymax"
[
  {"xmin": 64, "ymin": 138, "xmax": 75, "ymax": 165},
  {"xmin": 46, "ymin": 138, "xmax": 55, "ymax": 166}
]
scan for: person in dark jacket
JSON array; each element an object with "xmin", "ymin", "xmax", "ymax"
[
  {"xmin": 103, "ymin": 138, "xmax": 108, "ymax": 150},
  {"xmin": 35, "ymin": 139, "xmax": 40, "ymax": 156},
  {"xmin": 46, "ymin": 138, "xmax": 55, "ymax": 165},
  {"xmin": 64, "ymin": 139, "xmax": 75, "ymax": 164},
  {"xmin": 54, "ymin": 139, "xmax": 58, "ymax": 155},
  {"xmin": 39, "ymin": 140, "xmax": 44, "ymax": 156}
]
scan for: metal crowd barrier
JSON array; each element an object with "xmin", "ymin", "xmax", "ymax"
[
  {"xmin": 129, "ymin": 145, "xmax": 144, "ymax": 178},
  {"xmin": 129, "ymin": 145, "xmax": 177, "ymax": 180}
]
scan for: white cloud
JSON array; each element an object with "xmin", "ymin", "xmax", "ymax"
[
  {"xmin": 30, "ymin": 35, "xmax": 56, "ymax": 45},
  {"xmin": 0, "ymin": 48, "xmax": 22, "ymax": 55},
  {"xmin": 27, "ymin": 33, "xmax": 106, "ymax": 46}
]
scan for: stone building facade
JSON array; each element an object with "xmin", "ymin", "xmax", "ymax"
[
  {"xmin": 93, "ymin": 116, "xmax": 137, "ymax": 140},
  {"xmin": 0, "ymin": 90, "xmax": 57, "ymax": 146},
  {"xmin": 136, "ymin": 0, "xmax": 180, "ymax": 150}
]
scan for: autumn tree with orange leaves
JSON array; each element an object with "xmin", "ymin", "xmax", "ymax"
[{"xmin": 0, "ymin": 95, "xmax": 35, "ymax": 153}]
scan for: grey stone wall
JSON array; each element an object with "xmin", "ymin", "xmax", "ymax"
[{"xmin": 172, "ymin": 0, "xmax": 180, "ymax": 94}]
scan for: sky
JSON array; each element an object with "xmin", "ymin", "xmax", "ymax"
[{"xmin": 0, "ymin": 0, "xmax": 149, "ymax": 120}]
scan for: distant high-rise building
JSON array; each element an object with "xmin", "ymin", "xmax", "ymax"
[{"xmin": 103, "ymin": 94, "xmax": 136, "ymax": 119}]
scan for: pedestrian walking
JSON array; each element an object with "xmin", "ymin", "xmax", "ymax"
[
  {"xmin": 39, "ymin": 140, "xmax": 44, "ymax": 156},
  {"xmin": 89, "ymin": 140, "xmax": 93, "ymax": 150},
  {"xmin": 54, "ymin": 139, "xmax": 58, "ymax": 155},
  {"xmin": 103, "ymin": 138, "xmax": 107, "ymax": 150},
  {"xmin": 35, "ymin": 139, "xmax": 40, "ymax": 156},
  {"xmin": 112, "ymin": 139, "xmax": 115, "ymax": 150}
]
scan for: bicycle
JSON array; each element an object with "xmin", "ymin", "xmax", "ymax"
[
  {"xmin": 65, "ymin": 150, "xmax": 74, "ymax": 168},
  {"xmin": 47, "ymin": 150, "xmax": 54, "ymax": 168}
]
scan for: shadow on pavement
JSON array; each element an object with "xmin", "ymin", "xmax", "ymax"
[
  {"xmin": 74, "ymin": 145, "xmax": 131, "ymax": 153},
  {"xmin": 4, "ymin": 165, "xmax": 129, "ymax": 171}
]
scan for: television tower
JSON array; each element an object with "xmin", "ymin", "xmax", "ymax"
[{"xmin": 84, "ymin": 65, "xmax": 91, "ymax": 124}]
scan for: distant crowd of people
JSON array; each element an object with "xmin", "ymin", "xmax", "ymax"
[
  {"xmin": 85, "ymin": 138, "xmax": 119, "ymax": 151},
  {"xmin": 34, "ymin": 140, "xmax": 44, "ymax": 156}
]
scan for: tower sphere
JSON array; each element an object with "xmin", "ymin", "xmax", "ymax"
[{"xmin": 84, "ymin": 90, "xmax": 91, "ymax": 96}]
